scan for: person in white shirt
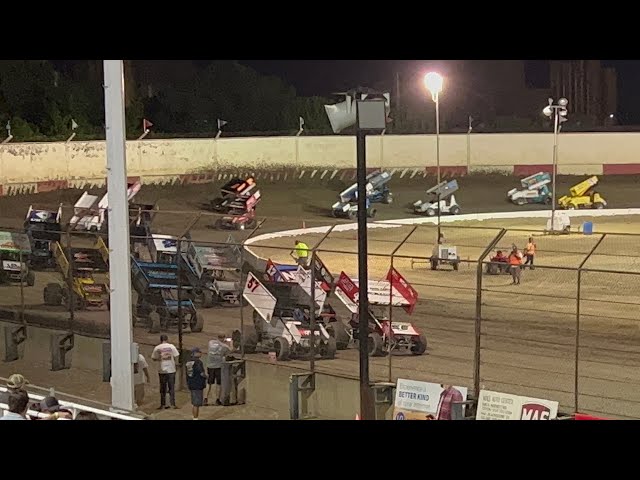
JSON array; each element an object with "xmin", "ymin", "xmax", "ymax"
[
  {"xmin": 151, "ymin": 334, "xmax": 180, "ymax": 409},
  {"xmin": 134, "ymin": 353, "xmax": 151, "ymax": 409}
]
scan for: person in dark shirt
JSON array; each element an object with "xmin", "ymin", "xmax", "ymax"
[{"xmin": 185, "ymin": 347, "xmax": 207, "ymax": 420}]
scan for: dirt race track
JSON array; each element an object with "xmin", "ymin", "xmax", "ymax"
[{"xmin": 0, "ymin": 173, "xmax": 640, "ymax": 419}]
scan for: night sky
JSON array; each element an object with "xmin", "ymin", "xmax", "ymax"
[{"xmin": 243, "ymin": 60, "xmax": 640, "ymax": 124}]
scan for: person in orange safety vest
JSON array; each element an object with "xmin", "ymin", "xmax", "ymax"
[
  {"xmin": 523, "ymin": 236, "xmax": 536, "ymax": 270},
  {"xmin": 508, "ymin": 245, "xmax": 523, "ymax": 285}
]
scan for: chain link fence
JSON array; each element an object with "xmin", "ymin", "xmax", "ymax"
[{"xmin": 0, "ymin": 212, "xmax": 639, "ymax": 418}]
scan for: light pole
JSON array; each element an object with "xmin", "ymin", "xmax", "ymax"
[
  {"xmin": 424, "ymin": 72, "xmax": 444, "ymax": 184},
  {"xmin": 543, "ymin": 97, "xmax": 568, "ymax": 232}
]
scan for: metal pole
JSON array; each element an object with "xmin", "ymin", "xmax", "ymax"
[
  {"xmin": 437, "ymin": 192, "xmax": 441, "ymax": 246},
  {"xmin": 19, "ymin": 249, "xmax": 25, "ymax": 324},
  {"xmin": 474, "ymin": 229, "xmax": 507, "ymax": 397},
  {"xmin": 177, "ymin": 238, "xmax": 184, "ymax": 390},
  {"xmin": 435, "ymin": 94, "xmax": 441, "ymax": 184},
  {"xmin": 575, "ymin": 269, "xmax": 581, "ymax": 413},
  {"xmin": 356, "ymin": 110, "xmax": 374, "ymax": 420},
  {"xmin": 66, "ymin": 228, "xmax": 75, "ymax": 330},
  {"xmin": 551, "ymin": 109, "xmax": 559, "ymax": 232},
  {"xmin": 103, "ymin": 60, "xmax": 134, "ymax": 411},
  {"xmin": 466, "ymin": 116, "xmax": 472, "ymax": 170},
  {"xmin": 309, "ymin": 254, "xmax": 316, "ymax": 373}
]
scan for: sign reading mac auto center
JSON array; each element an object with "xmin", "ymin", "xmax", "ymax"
[{"xmin": 476, "ymin": 390, "xmax": 559, "ymax": 420}]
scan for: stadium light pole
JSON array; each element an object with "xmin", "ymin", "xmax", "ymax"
[
  {"xmin": 324, "ymin": 90, "xmax": 388, "ymax": 420},
  {"xmin": 103, "ymin": 60, "xmax": 135, "ymax": 411},
  {"xmin": 424, "ymin": 72, "xmax": 444, "ymax": 184},
  {"xmin": 543, "ymin": 97, "xmax": 568, "ymax": 233}
]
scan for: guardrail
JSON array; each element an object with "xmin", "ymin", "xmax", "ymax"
[{"xmin": 0, "ymin": 384, "xmax": 143, "ymax": 420}]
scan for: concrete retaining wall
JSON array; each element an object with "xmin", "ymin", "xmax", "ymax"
[{"xmin": 2, "ymin": 132, "xmax": 640, "ymax": 195}]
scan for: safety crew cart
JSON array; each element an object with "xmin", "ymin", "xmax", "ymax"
[
  {"xmin": 412, "ymin": 243, "xmax": 461, "ymax": 271},
  {"xmin": 130, "ymin": 255, "xmax": 202, "ymax": 334},
  {"xmin": 413, "ymin": 179, "xmax": 461, "ymax": 217},
  {"xmin": 23, "ymin": 205, "xmax": 62, "ymax": 270},
  {"xmin": 484, "ymin": 251, "xmax": 510, "ymax": 275},
  {"xmin": 333, "ymin": 269, "xmax": 427, "ymax": 356},
  {"xmin": 0, "ymin": 231, "xmax": 35, "ymax": 286},
  {"xmin": 232, "ymin": 271, "xmax": 337, "ymax": 361},
  {"xmin": 331, "ymin": 170, "xmax": 392, "ymax": 219},
  {"xmin": 263, "ymin": 255, "xmax": 351, "ymax": 350},
  {"xmin": 43, "ymin": 239, "xmax": 110, "ymax": 310},
  {"xmin": 69, "ymin": 181, "xmax": 142, "ymax": 232},
  {"xmin": 507, "ymin": 172, "xmax": 552, "ymax": 206}
]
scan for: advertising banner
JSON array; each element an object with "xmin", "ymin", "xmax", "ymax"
[
  {"xmin": 393, "ymin": 378, "xmax": 468, "ymax": 420},
  {"xmin": 476, "ymin": 390, "xmax": 559, "ymax": 420}
]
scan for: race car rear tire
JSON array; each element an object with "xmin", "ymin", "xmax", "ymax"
[
  {"xmin": 238, "ymin": 325, "xmax": 258, "ymax": 354},
  {"xmin": 544, "ymin": 196, "xmax": 552, "ymax": 205},
  {"xmin": 44, "ymin": 283, "xmax": 63, "ymax": 306},
  {"xmin": 149, "ymin": 312, "xmax": 161, "ymax": 334},
  {"xmin": 328, "ymin": 321, "xmax": 350, "ymax": 350},
  {"xmin": 594, "ymin": 202, "xmax": 605, "ymax": 210},
  {"xmin": 368, "ymin": 332, "xmax": 385, "ymax": 357},
  {"xmin": 273, "ymin": 336, "xmax": 290, "ymax": 361},
  {"xmin": 201, "ymin": 289, "xmax": 215, "ymax": 308},
  {"xmin": 190, "ymin": 314, "xmax": 204, "ymax": 333},
  {"xmin": 450, "ymin": 206, "xmax": 461, "ymax": 215},
  {"xmin": 26, "ymin": 270, "xmax": 35, "ymax": 287},
  {"xmin": 426, "ymin": 209, "xmax": 436, "ymax": 217},
  {"xmin": 368, "ymin": 208, "xmax": 377, "ymax": 218},
  {"xmin": 321, "ymin": 337, "xmax": 337, "ymax": 359},
  {"xmin": 411, "ymin": 334, "xmax": 427, "ymax": 355}
]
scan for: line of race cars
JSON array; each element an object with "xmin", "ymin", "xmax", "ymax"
[
  {"xmin": 0, "ymin": 170, "xmax": 610, "ymax": 363},
  {"xmin": 330, "ymin": 170, "xmax": 608, "ymax": 225}
]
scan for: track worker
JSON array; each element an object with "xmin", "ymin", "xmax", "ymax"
[
  {"xmin": 524, "ymin": 237, "xmax": 537, "ymax": 270},
  {"xmin": 508, "ymin": 246, "xmax": 523, "ymax": 285},
  {"xmin": 293, "ymin": 239, "xmax": 309, "ymax": 268}
]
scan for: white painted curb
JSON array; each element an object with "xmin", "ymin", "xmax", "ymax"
[{"xmin": 244, "ymin": 208, "xmax": 640, "ymax": 260}]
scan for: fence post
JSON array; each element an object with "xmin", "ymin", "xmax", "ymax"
[
  {"xmin": 474, "ymin": 229, "xmax": 507, "ymax": 398},
  {"xmin": 388, "ymin": 226, "xmax": 418, "ymax": 382},
  {"xmin": 575, "ymin": 233, "xmax": 606, "ymax": 413}
]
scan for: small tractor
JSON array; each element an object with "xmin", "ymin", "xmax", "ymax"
[
  {"xmin": 331, "ymin": 170, "xmax": 392, "ymax": 219},
  {"xmin": 413, "ymin": 179, "xmax": 461, "ymax": 217},
  {"xmin": 558, "ymin": 176, "xmax": 607, "ymax": 210},
  {"xmin": 232, "ymin": 272, "xmax": 337, "ymax": 361},
  {"xmin": 425, "ymin": 243, "xmax": 461, "ymax": 271},
  {"xmin": 24, "ymin": 205, "xmax": 62, "ymax": 270},
  {"xmin": 0, "ymin": 231, "xmax": 35, "ymax": 286},
  {"xmin": 43, "ymin": 239, "xmax": 110, "ymax": 309},
  {"xmin": 507, "ymin": 172, "xmax": 552, "ymax": 206},
  {"xmin": 333, "ymin": 269, "xmax": 426, "ymax": 356}
]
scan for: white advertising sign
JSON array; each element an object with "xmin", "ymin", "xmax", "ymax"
[
  {"xmin": 393, "ymin": 378, "xmax": 468, "ymax": 420},
  {"xmin": 476, "ymin": 390, "xmax": 559, "ymax": 420}
]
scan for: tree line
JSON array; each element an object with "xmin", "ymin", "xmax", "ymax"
[{"xmin": 0, "ymin": 60, "xmax": 608, "ymax": 142}]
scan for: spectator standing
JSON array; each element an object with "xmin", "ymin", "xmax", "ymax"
[
  {"xmin": 205, "ymin": 334, "xmax": 231, "ymax": 406},
  {"xmin": 0, "ymin": 389, "xmax": 30, "ymax": 420},
  {"xmin": 134, "ymin": 352, "xmax": 151, "ymax": 408},
  {"xmin": 0, "ymin": 373, "xmax": 28, "ymax": 405},
  {"xmin": 185, "ymin": 347, "xmax": 207, "ymax": 420},
  {"xmin": 39, "ymin": 396, "xmax": 73, "ymax": 420},
  {"xmin": 75, "ymin": 411, "xmax": 99, "ymax": 420},
  {"xmin": 435, "ymin": 385, "xmax": 464, "ymax": 420},
  {"xmin": 151, "ymin": 334, "xmax": 180, "ymax": 409}
]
